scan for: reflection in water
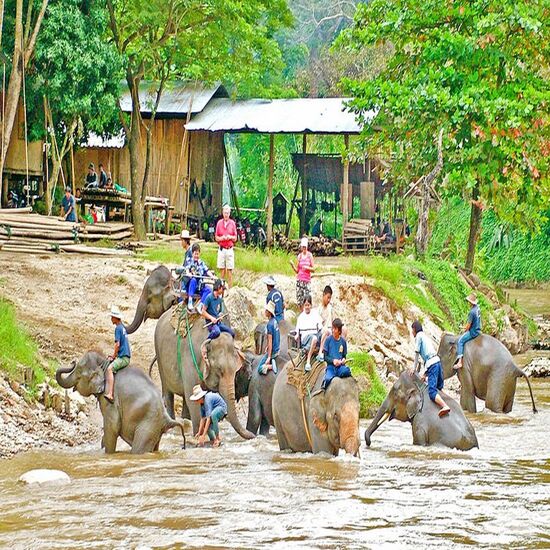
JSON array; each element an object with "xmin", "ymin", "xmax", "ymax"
[{"xmin": 0, "ymin": 380, "xmax": 548, "ymax": 549}]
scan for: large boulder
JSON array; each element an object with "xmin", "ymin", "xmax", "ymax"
[
  {"xmin": 523, "ymin": 356, "xmax": 550, "ymax": 378},
  {"xmin": 19, "ymin": 469, "xmax": 71, "ymax": 485},
  {"xmin": 224, "ymin": 287, "xmax": 259, "ymax": 341}
]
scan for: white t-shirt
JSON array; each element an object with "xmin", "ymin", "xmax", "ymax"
[
  {"xmin": 317, "ymin": 303, "xmax": 333, "ymax": 330},
  {"xmin": 414, "ymin": 331, "xmax": 439, "ymax": 373},
  {"xmin": 296, "ymin": 310, "xmax": 323, "ymax": 339}
]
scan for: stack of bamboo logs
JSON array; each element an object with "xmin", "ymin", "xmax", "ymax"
[
  {"xmin": 275, "ymin": 234, "xmax": 342, "ymax": 256},
  {"xmin": 342, "ymin": 219, "xmax": 376, "ymax": 254},
  {"xmin": 0, "ymin": 207, "xmax": 133, "ymax": 255}
]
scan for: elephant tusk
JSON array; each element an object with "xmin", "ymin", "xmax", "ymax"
[{"xmin": 375, "ymin": 411, "xmax": 390, "ymax": 429}]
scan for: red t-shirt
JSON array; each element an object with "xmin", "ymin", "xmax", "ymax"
[{"xmin": 215, "ymin": 218, "xmax": 237, "ymax": 249}]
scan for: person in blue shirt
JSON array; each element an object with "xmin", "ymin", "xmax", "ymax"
[
  {"xmin": 454, "ymin": 294, "xmax": 482, "ymax": 370},
  {"xmin": 258, "ymin": 300, "xmax": 280, "ymax": 375},
  {"xmin": 61, "ymin": 187, "xmax": 77, "ymax": 222},
  {"xmin": 104, "ymin": 305, "xmax": 131, "ymax": 403},
  {"xmin": 412, "ymin": 320, "xmax": 450, "ymax": 417},
  {"xmin": 189, "ymin": 385, "xmax": 228, "ymax": 447},
  {"xmin": 262, "ymin": 275, "xmax": 285, "ymax": 323},
  {"xmin": 178, "ymin": 229, "xmax": 193, "ymax": 297},
  {"xmin": 321, "ymin": 318, "xmax": 352, "ymax": 390},
  {"xmin": 184, "ymin": 243, "xmax": 215, "ymax": 312},
  {"xmin": 201, "ymin": 279, "xmax": 235, "ymax": 340}
]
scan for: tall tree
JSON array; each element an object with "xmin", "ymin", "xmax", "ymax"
[
  {"xmin": 106, "ymin": 0, "xmax": 291, "ymax": 240},
  {"xmin": 340, "ymin": 0, "xmax": 549, "ymax": 272}
]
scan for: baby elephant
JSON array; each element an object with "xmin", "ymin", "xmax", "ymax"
[
  {"xmin": 56, "ymin": 351, "xmax": 186, "ymax": 453},
  {"xmin": 365, "ymin": 371, "xmax": 478, "ymax": 451}
]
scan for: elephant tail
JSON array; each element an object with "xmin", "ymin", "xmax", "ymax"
[
  {"xmin": 148, "ymin": 356, "xmax": 157, "ymax": 377},
  {"xmin": 517, "ymin": 367, "xmax": 538, "ymax": 414},
  {"xmin": 165, "ymin": 417, "xmax": 187, "ymax": 449}
]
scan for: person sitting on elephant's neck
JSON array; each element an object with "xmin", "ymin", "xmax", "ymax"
[
  {"xmin": 190, "ymin": 385, "xmax": 227, "ymax": 447},
  {"xmin": 412, "ymin": 320, "xmax": 451, "ymax": 417},
  {"xmin": 201, "ymin": 279, "xmax": 235, "ymax": 341},
  {"xmin": 321, "ymin": 318, "xmax": 351, "ymax": 390},
  {"xmin": 454, "ymin": 294, "xmax": 481, "ymax": 370},
  {"xmin": 296, "ymin": 295, "xmax": 323, "ymax": 372},
  {"xmin": 258, "ymin": 301, "xmax": 280, "ymax": 376},
  {"xmin": 104, "ymin": 306, "xmax": 131, "ymax": 403},
  {"xmin": 262, "ymin": 275, "xmax": 285, "ymax": 323},
  {"xmin": 184, "ymin": 243, "xmax": 214, "ymax": 312}
]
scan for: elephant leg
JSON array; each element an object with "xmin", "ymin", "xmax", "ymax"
[
  {"xmin": 485, "ymin": 381, "xmax": 505, "ymax": 413},
  {"xmin": 273, "ymin": 410, "xmax": 291, "ymax": 451},
  {"xmin": 412, "ymin": 426, "xmax": 428, "ymax": 446},
  {"xmin": 259, "ymin": 416, "xmax": 270, "ymax": 437},
  {"xmin": 457, "ymin": 368, "xmax": 477, "ymax": 413},
  {"xmin": 164, "ymin": 391, "xmax": 175, "ymax": 419},
  {"xmin": 103, "ymin": 430, "xmax": 118, "ymax": 454},
  {"xmin": 246, "ymin": 391, "xmax": 262, "ymax": 435},
  {"xmin": 131, "ymin": 425, "xmax": 157, "ymax": 454},
  {"xmin": 181, "ymin": 400, "xmax": 191, "ymax": 421}
]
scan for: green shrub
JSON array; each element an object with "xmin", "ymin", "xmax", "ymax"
[{"xmin": 349, "ymin": 351, "xmax": 386, "ymax": 418}]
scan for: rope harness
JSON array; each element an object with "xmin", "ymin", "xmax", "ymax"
[{"xmin": 175, "ymin": 305, "xmax": 204, "ymax": 383}]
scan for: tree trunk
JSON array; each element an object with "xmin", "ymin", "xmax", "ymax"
[
  {"xmin": 464, "ymin": 184, "xmax": 482, "ymax": 274},
  {"xmin": 266, "ymin": 134, "xmax": 274, "ymax": 247}
]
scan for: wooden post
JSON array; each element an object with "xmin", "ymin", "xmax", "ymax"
[
  {"xmin": 266, "ymin": 134, "xmax": 275, "ymax": 247},
  {"xmin": 342, "ymin": 134, "xmax": 350, "ymax": 233},
  {"xmin": 70, "ymin": 139, "xmax": 75, "ymax": 195},
  {"xmin": 299, "ymin": 134, "xmax": 307, "ymax": 236}
]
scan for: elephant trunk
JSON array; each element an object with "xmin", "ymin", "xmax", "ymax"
[
  {"xmin": 340, "ymin": 402, "xmax": 360, "ymax": 456},
  {"xmin": 219, "ymin": 374, "xmax": 256, "ymax": 440},
  {"xmin": 365, "ymin": 396, "xmax": 391, "ymax": 447},
  {"xmin": 56, "ymin": 363, "xmax": 77, "ymax": 389},
  {"xmin": 125, "ymin": 292, "xmax": 148, "ymax": 334}
]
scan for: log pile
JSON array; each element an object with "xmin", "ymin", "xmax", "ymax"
[{"xmin": 275, "ymin": 234, "xmax": 342, "ymax": 256}]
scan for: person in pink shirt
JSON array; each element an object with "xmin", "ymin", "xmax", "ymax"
[
  {"xmin": 215, "ymin": 204, "xmax": 237, "ymax": 288},
  {"xmin": 290, "ymin": 237, "xmax": 315, "ymax": 305}
]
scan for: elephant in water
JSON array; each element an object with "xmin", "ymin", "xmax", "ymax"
[
  {"xmin": 126, "ymin": 266, "xmax": 177, "ymax": 334},
  {"xmin": 438, "ymin": 333, "xmax": 537, "ymax": 414},
  {"xmin": 365, "ymin": 371, "xmax": 478, "ymax": 451},
  {"xmin": 56, "ymin": 351, "xmax": 186, "ymax": 453},
  {"xmin": 272, "ymin": 362, "xmax": 361, "ymax": 456},
  {"xmin": 154, "ymin": 308, "xmax": 255, "ymax": 439}
]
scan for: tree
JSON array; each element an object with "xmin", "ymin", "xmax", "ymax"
[
  {"xmin": 340, "ymin": 0, "xmax": 550, "ymax": 272},
  {"xmin": 106, "ymin": 0, "xmax": 291, "ymax": 240}
]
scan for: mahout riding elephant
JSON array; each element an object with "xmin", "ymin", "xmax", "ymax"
[
  {"xmin": 126, "ymin": 266, "xmax": 177, "ymax": 334},
  {"xmin": 154, "ymin": 308, "xmax": 255, "ymax": 439},
  {"xmin": 365, "ymin": 371, "xmax": 478, "ymax": 451},
  {"xmin": 272, "ymin": 362, "xmax": 360, "ymax": 456},
  {"xmin": 254, "ymin": 318, "xmax": 294, "ymax": 356},
  {"xmin": 438, "ymin": 333, "xmax": 537, "ymax": 414},
  {"xmin": 55, "ymin": 351, "xmax": 186, "ymax": 453}
]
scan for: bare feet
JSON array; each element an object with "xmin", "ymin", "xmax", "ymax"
[
  {"xmin": 438, "ymin": 406, "xmax": 451, "ymax": 417},
  {"xmin": 213, "ymin": 439, "xmax": 221, "ymax": 447},
  {"xmin": 453, "ymin": 359, "xmax": 463, "ymax": 370}
]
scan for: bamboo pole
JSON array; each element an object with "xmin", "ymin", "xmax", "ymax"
[
  {"xmin": 266, "ymin": 134, "xmax": 275, "ymax": 248},
  {"xmin": 342, "ymin": 134, "xmax": 350, "ymax": 235}
]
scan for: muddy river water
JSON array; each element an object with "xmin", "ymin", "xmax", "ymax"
[{"xmin": 1, "ymin": 292, "xmax": 549, "ymax": 548}]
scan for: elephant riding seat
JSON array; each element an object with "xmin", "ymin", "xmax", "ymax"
[
  {"xmin": 56, "ymin": 351, "xmax": 186, "ymax": 453},
  {"xmin": 365, "ymin": 371, "xmax": 478, "ymax": 451}
]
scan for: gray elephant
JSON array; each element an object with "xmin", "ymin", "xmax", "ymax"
[
  {"xmin": 126, "ymin": 266, "xmax": 177, "ymax": 334},
  {"xmin": 56, "ymin": 351, "xmax": 185, "ymax": 453},
  {"xmin": 154, "ymin": 308, "xmax": 255, "ymax": 439},
  {"xmin": 438, "ymin": 333, "xmax": 537, "ymax": 414},
  {"xmin": 365, "ymin": 371, "xmax": 478, "ymax": 451},
  {"xmin": 272, "ymin": 362, "xmax": 361, "ymax": 456}
]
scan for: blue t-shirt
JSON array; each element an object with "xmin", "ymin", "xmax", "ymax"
[
  {"xmin": 203, "ymin": 292, "xmax": 223, "ymax": 318},
  {"xmin": 115, "ymin": 323, "xmax": 131, "ymax": 358},
  {"xmin": 183, "ymin": 247, "xmax": 192, "ymax": 266},
  {"xmin": 323, "ymin": 335, "xmax": 347, "ymax": 367},
  {"xmin": 266, "ymin": 288, "xmax": 284, "ymax": 322},
  {"xmin": 61, "ymin": 195, "xmax": 77, "ymax": 222},
  {"xmin": 184, "ymin": 257, "xmax": 209, "ymax": 287},
  {"xmin": 266, "ymin": 316, "xmax": 281, "ymax": 356},
  {"xmin": 201, "ymin": 392, "xmax": 227, "ymax": 418},
  {"xmin": 468, "ymin": 305, "xmax": 481, "ymax": 337}
]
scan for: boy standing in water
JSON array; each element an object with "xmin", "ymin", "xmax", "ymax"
[
  {"xmin": 104, "ymin": 306, "xmax": 131, "ymax": 403},
  {"xmin": 412, "ymin": 320, "xmax": 450, "ymax": 417},
  {"xmin": 454, "ymin": 294, "xmax": 481, "ymax": 370}
]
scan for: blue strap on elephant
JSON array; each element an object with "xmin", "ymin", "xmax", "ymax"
[{"xmin": 176, "ymin": 306, "xmax": 204, "ymax": 382}]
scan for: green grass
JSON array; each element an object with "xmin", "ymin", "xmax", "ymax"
[{"xmin": 349, "ymin": 350, "xmax": 386, "ymax": 418}]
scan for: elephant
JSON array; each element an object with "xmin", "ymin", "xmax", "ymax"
[
  {"xmin": 126, "ymin": 265, "xmax": 177, "ymax": 334},
  {"xmin": 154, "ymin": 308, "xmax": 255, "ymax": 439},
  {"xmin": 365, "ymin": 371, "xmax": 478, "ymax": 451},
  {"xmin": 254, "ymin": 318, "xmax": 294, "ymax": 356},
  {"xmin": 272, "ymin": 362, "xmax": 361, "ymax": 456},
  {"xmin": 438, "ymin": 333, "xmax": 537, "ymax": 414},
  {"xmin": 55, "ymin": 351, "xmax": 186, "ymax": 453}
]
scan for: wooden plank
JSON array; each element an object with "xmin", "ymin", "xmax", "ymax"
[{"xmin": 0, "ymin": 207, "xmax": 33, "ymax": 214}]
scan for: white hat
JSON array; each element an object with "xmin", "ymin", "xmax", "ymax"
[
  {"xmin": 300, "ymin": 237, "xmax": 308, "ymax": 248},
  {"xmin": 180, "ymin": 229, "xmax": 191, "ymax": 239},
  {"xmin": 189, "ymin": 384, "xmax": 207, "ymax": 401},
  {"xmin": 262, "ymin": 275, "xmax": 277, "ymax": 286},
  {"xmin": 466, "ymin": 293, "xmax": 478, "ymax": 305},
  {"xmin": 110, "ymin": 305, "xmax": 122, "ymax": 319},
  {"xmin": 222, "ymin": 204, "xmax": 231, "ymax": 212},
  {"xmin": 265, "ymin": 300, "xmax": 276, "ymax": 316}
]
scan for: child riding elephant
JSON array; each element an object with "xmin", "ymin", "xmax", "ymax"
[
  {"xmin": 104, "ymin": 305, "xmax": 131, "ymax": 403},
  {"xmin": 454, "ymin": 293, "xmax": 481, "ymax": 370}
]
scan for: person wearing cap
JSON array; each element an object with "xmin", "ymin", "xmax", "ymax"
[
  {"xmin": 262, "ymin": 275, "xmax": 285, "ymax": 323},
  {"xmin": 258, "ymin": 300, "xmax": 280, "ymax": 375},
  {"xmin": 85, "ymin": 163, "xmax": 98, "ymax": 189},
  {"xmin": 290, "ymin": 237, "xmax": 315, "ymax": 306},
  {"xmin": 201, "ymin": 279, "xmax": 235, "ymax": 340},
  {"xmin": 321, "ymin": 318, "xmax": 351, "ymax": 390},
  {"xmin": 412, "ymin": 320, "xmax": 450, "ymax": 417},
  {"xmin": 189, "ymin": 385, "xmax": 227, "ymax": 447},
  {"xmin": 215, "ymin": 204, "xmax": 237, "ymax": 288},
  {"xmin": 104, "ymin": 306, "xmax": 131, "ymax": 403},
  {"xmin": 180, "ymin": 229, "xmax": 193, "ymax": 265},
  {"xmin": 61, "ymin": 187, "xmax": 77, "ymax": 222},
  {"xmin": 454, "ymin": 293, "xmax": 481, "ymax": 370},
  {"xmin": 184, "ymin": 243, "xmax": 215, "ymax": 312}
]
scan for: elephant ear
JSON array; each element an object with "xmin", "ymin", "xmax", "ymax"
[
  {"xmin": 310, "ymin": 393, "xmax": 328, "ymax": 433},
  {"xmin": 406, "ymin": 387, "xmax": 422, "ymax": 420}
]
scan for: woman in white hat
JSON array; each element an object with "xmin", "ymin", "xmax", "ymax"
[
  {"xmin": 455, "ymin": 293, "xmax": 481, "ymax": 370},
  {"xmin": 290, "ymin": 237, "xmax": 315, "ymax": 306},
  {"xmin": 189, "ymin": 385, "xmax": 227, "ymax": 447},
  {"xmin": 104, "ymin": 305, "xmax": 131, "ymax": 403}
]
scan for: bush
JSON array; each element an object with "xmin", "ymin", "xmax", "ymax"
[{"xmin": 349, "ymin": 351, "xmax": 386, "ymax": 418}]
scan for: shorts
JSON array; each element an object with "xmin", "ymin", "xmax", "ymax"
[
  {"xmin": 301, "ymin": 332, "xmax": 321, "ymax": 350},
  {"xmin": 111, "ymin": 356, "xmax": 130, "ymax": 373},
  {"xmin": 217, "ymin": 247, "xmax": 235, "ymax": 270},
  {"xmin": 296, "ymin": 280, "xmax": 311, "ymax": 306}
]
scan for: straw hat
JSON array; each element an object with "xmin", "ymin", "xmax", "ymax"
[
  {"xmin": 180, "ymin": 229, "xmax": 191, "ymax": 240},
  {"xmin": 189, "ymin": 384, "xmax": 207, "ymax": 401},
  {"xmin": 265, "ymin": 300, "xmax": 276, "ymax": 316},
  {"xmin": 262, "ymin": 275, "xmax": 277, "ymax": 286},
  {"xmin": 300, "ymin": 237, "xmax": 308, "ymax": 248},
  {"xmin": 110, "ymin": 305, "xmax": 122, "ymax": 319},
  {"xmin": 466, "ymin": 293, "xmax": 478, "ymax": 306}
]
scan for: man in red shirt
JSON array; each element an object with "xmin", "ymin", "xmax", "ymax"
[{"xmin": 215, "ymin": 204, "xmax": 237, "ymax": 288}]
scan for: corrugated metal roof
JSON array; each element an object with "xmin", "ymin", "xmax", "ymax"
[
  {"xmin": 185, "ymin": 97, "xmax": 373, "ymax": 134},
  {"xmin": 119, "ymin": 81, "xmax": 225, "ymax": 116},
  {"xmin": 84, "ymin": 131, "xmax": 125, "ymax": 149}
]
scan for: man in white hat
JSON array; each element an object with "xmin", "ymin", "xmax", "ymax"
[
  {"xmin": 262, "ymin": 275, "xmax": 285, "ymax": 323},
  {"xmin": 258, "ymin": 300, "xmax": 281, "ymax": 375},
  {"xmin": 180, "ymin": 229, "xmax": 192, "ymax": 265},
  {"xmin": 215, "ymin": 204, "xmax": 237, "ymax": 288},
  {"xmin": 104, "ymin": 305, "xmax": 131, "ymax": 403},
  {"xmin": 455, "ymin": 293, "xmax": 481, "ymax": 370},
  {"xmin": 290, "ymin": 236, "xmax": 315, "ymax": 306},
  {"xmin": 189, "ymin": 385, "xmax": 227, "ymax": 447}
]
